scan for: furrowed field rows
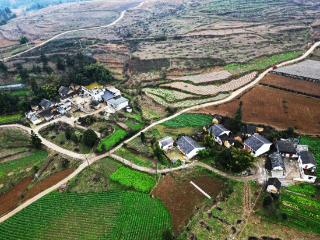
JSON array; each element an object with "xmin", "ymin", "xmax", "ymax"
[{"xmin": 0, "ymin": 191, "xmax": 172, "ymax": 240}]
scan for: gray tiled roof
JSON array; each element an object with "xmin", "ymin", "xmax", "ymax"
[
  {"xmin": 108, "ymin": 96, "xmax": 128, "ymax": 107},
  {"xmin": 208, "ymin": 124, "xmax": 229, "ymax": 137},
  {"xmin": 300, "ymin": 151, "xmax": 316, "ymax": 165},
  {"xmin": 159, "ymin": 137, "xmax": 174, "ymax": 147},
  {"xmin": 102, "ymin": 90, "xmax": 116, "ymax": 102},
  {"xmin": 269, "ymin": 152, "xmax": 285, "ymax": 169},
  {"xmin": 244, "ymin": 134, "xmax": 271, "ymax": 152},
  {"xmin": 176, "ymin": 136, "xmax": 202, "ymax": 155},
  {"xmin": 39, "ymin": 99, "xmax": 52, "ymax": 110},
  {"xmin": 273, "ymin": 60, "xmax": 320, "ymax": 82},
  {"xmin": 276, "ymin": 140, "xmax": 296, "ymax": 154},
  {"xmin": 58, "ymin": 86, "xmax": 69, "ymax": 97}
]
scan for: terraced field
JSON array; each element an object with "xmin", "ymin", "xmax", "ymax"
[{"xmin": 0, "ymin": 191, "xmax": 172, "ymax": 240}]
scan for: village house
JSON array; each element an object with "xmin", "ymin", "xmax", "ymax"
[
  {"xmin": 276, "ymin": 139, "xmax": 298, "ymax": 158},
  {"xmin": 298, "ymin": 151, "xmax": 317, "ymax": 183},
  {"xmin": 244, "ymin": 133, "xmax": 272, "ymax": 157},
  {"xmin": 176, "ymin": 136, "xmax": 205, "ymax": 160},
  {"xmin": 39, "ymin": 99, "xmax": 53, "ymax": 110},
  {"xmin": 158, "ymin": 136, "xmax": 174, "ymax": 152},
  {"xmin": 208, "ymin": 124, "xmax": 232, "ymax": 147},
  {"xmin": 25, "ymin": 111, "xmax": 43, "ymax": 125},
  {"xmin": 58, "ymin": 86, "xmax": 74, "ymax": 99},
  {"xmin": 241, "ymin": 124, "xmax": 257, "ymax": 137},
  {"xmin": 57, "ymin": 100, "xmax": 72, "ymax": 115},
  {"xmin": 266, "ymin": 178, "xmax": 281, "ymax": 194},
  {"xmin": 107, "ymin": 97, "xmax": 129, "ymax": 111},
  {"xmin": 267, "ymin": 152, "xmax": 286, "ymax": 178}
]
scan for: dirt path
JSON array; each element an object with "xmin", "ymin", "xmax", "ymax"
[{"xmin": 0, "ymin": 40, "xmax": 319, "ymax": 223}]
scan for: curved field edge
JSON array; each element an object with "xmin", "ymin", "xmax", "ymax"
[{"xmin": 0, "ymin": 191, "xmax": 172, "ymax": 240}]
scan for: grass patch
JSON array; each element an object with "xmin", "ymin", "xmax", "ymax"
[
  {"xmin": 300, "ymin": 136, "xmax": 320, "ymax": 177},
  {"xmin": 0, "ymin": 191, "xmax": 172, "ymax": 240},
  {"xmin": 85, "ymin": 82, "xmax": 103, "ymax": 90},
  {"xmin": 225, "ymin": 51, "xmax": 302, "ymax": 74},
  {"xmin": 115, "ymin": 148, "xmax": 154, "ymax": 168},
  {"xmin": 0, "ymin": 150, "xmax": 48, "ymax": 182},
  {"xmin": 110, "ymin": 166, "xmax": 156, "ymax": 193},
  {"xmin": 7, "ymin": 89, "xmax": 31, "ymax": 97},
  {"xmin": 161, "ymin": 113, "xmax": 212, "ymax": 128},
  {"xmin": 0, "ymin": 113, "xmax": 23, "ymax": 125},
  {"xmin": 97, "ymin": 127, "xmax": 127, "ymax": 152}
]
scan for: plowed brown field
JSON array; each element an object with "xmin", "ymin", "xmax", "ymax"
[
  {"xmin": 194, "ymin": 85, "xmax": 320, "ymax": 135},
  {"xmin": 261, "ymin": 73, "xmax": 320, "ymax": 97}
]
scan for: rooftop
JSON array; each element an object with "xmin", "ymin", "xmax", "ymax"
[
  {"xmin": 208, "ymin": 124, "xmax": 230, "ymax": 137},
  {"xmin": 244, "ymin": 134, "xmax": 271, "ymax": 151},
  {"xmin": 299, "ymin": 151, "xmax": 316, "ymax": 166},
  {"xmin": 176, "ymin": 136, "xmax": 203, "ymax": 155},
  {"xmin": 276, "ymin": 140, "xmax": 296, "ymax": 154},
  {"xmin": 108, "ymin": 96, "xmax": 128, "ymax": 106},
  {"xmin": 267, "ymin": 178, "xmax": 281, "ymax": 190}
]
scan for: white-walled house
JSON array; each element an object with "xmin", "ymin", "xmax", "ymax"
[
  {"xmin": 158, "ymin": 136, "xmax": 174, "ymax": 152},
  {"xmin": 268, "ymin": 152, "xmax": 285, "ymax": 178},
  {"xmin": 244, "ymin": 134, "xmax": 272, "ymax": 157},
  {"xmin": 298, "ymin": 151, "xmax": 317, "ymax": 183},
  {"xmin": 107, "ymin": 97, "xmax": 129, "ymax": 111},
  {"xmin": 176, "ymin": 136, "xmax": 205, "ymax": 160},
  {"xmin": 208, "ymin": 124, "xmax": 231, "ymax": 145}
]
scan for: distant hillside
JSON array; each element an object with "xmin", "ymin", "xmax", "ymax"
[
  {"xmin": 0, "ymin": 7, "xmax": 15, "ymax": 25},
  {"xmin": 0, "ymin": 0, "xmax": 88, "ymax": 11}
]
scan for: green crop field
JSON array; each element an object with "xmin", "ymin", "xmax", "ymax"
[
  {"xmin": 0, "ymin": 114, "xmax": 23, "ymax": 125},
  {"xmin": 300, "ymin": 136, "xmax": 320, "ymax": 177},
  {"xmin": 225, "ymin": 51, "xmax": 302, "ymax": 75},
  {"xmin": 161, "ymin": 113, "xmax": 212, "ymax": 128},
  {"xmin": 110, "ymin": 166, "xmax": 156, "ymax": 193},
  {"xmin": 0, "ymin": 191, "xmax": 172, "ymax": 240},
  {"xmin": 97, "ymin": 127, "xmax": 127, "ymax": 152},
  {"xmin": 0, "ymin": 150, "xmax": 48, "ymax": 182}
]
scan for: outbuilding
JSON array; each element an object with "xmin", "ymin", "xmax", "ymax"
[
  {"xmin": 266, "ymin": 178, "xmax": 281, "ymax": 194},
  {"xmin": 176, "ymin": 136, "xmax": 205, "ymax": 160},
  {"xmin": 158, "ymin": 136, "xmax": 174, "ymax": 152}
]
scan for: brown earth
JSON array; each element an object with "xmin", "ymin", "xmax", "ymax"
[
  {"xmin": 152, "ymin": 174, "xmax": 223, "ymax": 234},
  {"xmin": 0, "ymin": 168, "xmax": 75, "ymax": 217},
  {"xmin": 261, "ymin": 73, "xmax": 320, "ymax": 97},
  {"xmin": 194, "ymin": 85, "xmax": 320, "ymax": 135}
]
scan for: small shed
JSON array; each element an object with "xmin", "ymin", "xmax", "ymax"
[
  {"xmin": 266, "ymin": 178, "xmax": 281, "ymax": 194},
  {"xmin": 159, "ymin": 137, "xmax": 174, "ymax": 152}
]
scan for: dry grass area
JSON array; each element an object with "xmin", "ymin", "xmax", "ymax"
[
  {"xmin": 167, "ymin": 68, "xmax": 232, "ymax": 83},
  {"xmin": 194, "ymin": 85, "xmax": 320, "ymax": 135},
  {"xmin": 261, "ymin": 73, "xmax": 320, "ymax": 97},
  {"xmin": 162, "ymin": 72, "xmax": 257, "ymax": 96}
]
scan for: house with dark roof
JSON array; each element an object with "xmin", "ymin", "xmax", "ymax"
[
  {"xmin": 208, "ymin": 124, "xmax": 231, "ymax": 146},
  {"xmin": 266, "ymin": 178, "xmax": 281, "ymax": 194},
  {"xmin": 102, "ymin": 90, "xmax": 116, "ymax": 102},
  {"xmin": 158, "ymin": 136, "xmax": 174, "ymax": 152},
  {"xmin": 241, "ymin": 124, "xmax": 257, "ymax": 137},
  {"xmin": 298, "ymin": 151, "xmax": 317, "ymax": 182},
  {"xmin": 244, "ymin": 133, "xmax": 272, "ymax": 157},
  {"xmin": 39, "ymin": 99, "xmax": 53, "ymax": 110},
  {"xmin": 58, "ymin": 86, "xmax": 72, "ymax": 99},
  {"xmin": 276, "ymin": 140, "xmax": 298, "ymax": 158},
  {"xmin": 267, "ymin": 152, "xmax": 285, "ymax": 178},
  {"xmin": 176, "ymin": 136, "xmax": 205, "ymax": 160}
]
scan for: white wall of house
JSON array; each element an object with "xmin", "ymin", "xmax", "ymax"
[
  {"xmin": 271, "ymin": 168, "xmax": 285, "ymax": 178},
  {"xmin": 186, "ymin": 147, "xmax": 205, "ymax": 160},
  {"xmin": 111, "ymin": 100, "xmax": 129, "ymax": 111},
  {"xmin": 246, "ymin": 143, "xmax": 272, "ymax": 157},
  {"xmin": 159, "ymin": 142, "xmax": 174, "ymax": 152}
]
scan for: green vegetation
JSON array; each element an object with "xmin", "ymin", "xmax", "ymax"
[
  {"xmin": 300, "ymin": 136, "xmax": 320, "ymax": 177},
  {"xmin": 67, "ymin": 158, "xmax": 126, "ymax": 193},
  {"xmin": 0, "ymin": 191, "xmax": 172, "ymax": 240},
  {"xmin": 0, "ymin": 113, "xmax": 23, "ymax": 124},
  {"xmin": 162, "ymin": 113, "xmax": 212, "ymax": 128},
  {"xmin": 97, "ymin": 127, "xmax": 127, "ymax": 152},
  {"xmin": 259, "ymin": 184, "xmax": 320, "ymax": 234},
  {"xmin": 115, "ymin": 148, "xmax": 154, "ymax": 168},
  {"xmin": 225, "ymin": 51, "xmax": 302, "ymax": 74},
  {"xmin": 0, "ymin": 150, "xmax": 48, "ymax": 181},
  {"xmin": 19, "ymin": 36, "xmax": 29, "ymax": 45},
  {"xmin": 110, "ymin": 166, "xmax": 156, "ymax": 193}
]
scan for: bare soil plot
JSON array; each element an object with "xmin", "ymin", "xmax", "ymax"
[
  {"xmin": 194, "ymin": 85, "xmax": 320, "ymax": 135},
  {"xmin": 162, "ymin": 72, "xmax": 257, "ymax": 95},
  {"xmin": 261, "ymin": 73, "xmax": 320, "ymax": 97},
  {"xmin": 0, "ymin": 168, "xmax": 75, "ymax": 217},
  {"xmin": 167, "ymin": 69, "xmax": 232, "ymax": 83},
  {"xmin": 152, "ymin": 173, "xmax": 223, "ymax": 234}
]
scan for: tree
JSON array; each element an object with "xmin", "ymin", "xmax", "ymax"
[
  {"xmin": 140, "ymin": 132, "xmax": 146, "ymax": 144},
  {"xmin": 153, "ymin": 142, "xmax": 167, "ymax": 165},
  {"xmin": 19, "ymin": 36, "xmax": 29, "ymax": 44},
  {"xmin": 230, "ymin": 102, "xmax": 242, "ymax": 133},
  {"xmin": 31, "ymin": 131, "xmax": 42, "ymax": 149},
  {"xmin": 83, "ymin": 63, "xmax": 113, "ymax": 84},
  {"xmin": 56, "ymin": 57, "xmax": 66, "ymax": 71},
  {"xmin": 40, "ymin": 52, "xmax": 48, "ymax": 66},
  {"xmin": 0, "ymin": 61, "xmax": 7, "ymax": 74},
  {"xmin": 162, "ymin": 230, "xmax": 174, "ymax": 240},
  {"xmin": 65, "ymin": 127, "xmax": 72, "ymax": 140},
  {"xmin": 82, "ymin": 129, "xmax": 98, "ymax": 148}
]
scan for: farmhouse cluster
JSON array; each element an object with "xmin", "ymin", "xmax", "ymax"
[
  {"xmin": 26, "ymin": 85, "xmax": 130, "ymax": 125},
  {"xmin": 159, "ymin": 115, "xmax": 317, "ymax": 192}
]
